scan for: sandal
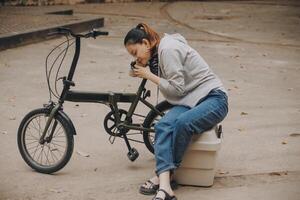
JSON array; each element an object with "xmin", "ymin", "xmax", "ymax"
[
  {"xmin": 139, "ymin": 180, "xmax": 159, "ymax": 195},
  {"xmin": 139, "ymin": 179, "xmax": 178, "ymax": 195},
  {"xmin": 152, "ymin": 189, "xmax": 177, "ymax": 200}
]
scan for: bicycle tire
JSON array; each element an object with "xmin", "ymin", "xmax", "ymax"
[
  {"xmin": 142, "ymin": 101, "xmax": 173, "ymax": 154},
  {"xmin": 17, "ymin": 108, "xmax": 74, "ymax": 174}
]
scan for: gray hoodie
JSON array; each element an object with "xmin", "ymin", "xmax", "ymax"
[{"xmin": 158, "ymin": 33, "xmax": 226, "ymax": 108}]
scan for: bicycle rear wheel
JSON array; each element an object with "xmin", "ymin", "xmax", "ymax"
[
  {"xmin": 142, "ymin": 101, "xmax": 173, "ymax": 154},
  {"xmin": 17, "ymin": 108, "xmax": 74, "ymax": 174}
]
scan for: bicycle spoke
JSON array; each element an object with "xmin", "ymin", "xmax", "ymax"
[
  {"xmin": 126, "ymin": 132, "xmax": 142, "ymax": 136},
  {"xmin": 52, "ymin": 125, "xmax": 63, "ymax": 138},
  {"xmin": 49, "ymin": 148, "xmax": 56, "ymax": 164},
  {"xmin": 52, "ymin": 139, "xmax": 66, "ymax": 145},
  {"xmin": 40, "ymin": 145, "xmax": 45, "ymax": 165},
  {"xmin": 50, "ymin": 142, "xmax": 64, "ymax": 157},
  {"xmin": 51, "ymin": 141, "xmax": 66, "ymax": 149},
  {"xmin": 38, "ymin": 116, "xmax": 42, "ymax": 137},
  {"xmin": 53, "ymin": 129, "xmax": 64, "ymax": 138},
  {"xmin": 133, "ymin": 113, "xmax": 146, "ymax": 118},
  {"xmin": 48, "ymin": 143, "xmax": 60, "ymax": 162},
  {"xmin": 36, "ymin": 146, "xmax": 43, "ymax": 164},
  {"xmin": 25, "ymin": 136, "xmax": 38, "ymax": 141},
  {"xmin": 28, "ymin": 122, "xmax": 40, "ymax": 135},
  {"xmin": 49, "ymin": 144, "xmax": 59, "ymax": 165},
  {"xmin": 28, "ymin": 144, "xmax": 41, "ymax": 156},
  {"xmin": 26, "ymin": 128, "xmax": 40, "ymax": 140},
  {"xmin": 25, "ymin": 140, "xmax": 39, "ymax": 146},
  {"xmin": 45, "ymin": 144, "xmax": 52, "ymax": 164},
  {"xmin": 42, "ymin": 146, "xmax": 51, "ymax": 165}
]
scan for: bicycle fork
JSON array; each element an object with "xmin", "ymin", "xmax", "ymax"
[{"xmin": 39, "ymin": 103, "xmax": 60, "ymax": 144}]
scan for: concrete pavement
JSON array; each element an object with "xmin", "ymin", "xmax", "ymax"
[{"xmin": 0, "ymin": 1, "xmax": 299, "ymax": 200}]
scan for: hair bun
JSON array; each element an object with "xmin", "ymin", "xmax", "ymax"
[{"xmin": 136, "ymin": 23, "xmax": 144, "ymax": 30}]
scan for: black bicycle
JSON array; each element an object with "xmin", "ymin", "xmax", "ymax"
[{"xmin": 17, "ymin": 27, "xmax": 174, "ymax": 174}]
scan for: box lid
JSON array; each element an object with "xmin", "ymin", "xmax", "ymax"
[{"xmin": 188, "ymin": 126, "xmax": 222, "ymax": 151}]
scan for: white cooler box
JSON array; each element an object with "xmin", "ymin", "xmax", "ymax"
[{"xmin": 174, "ymin": 125, "xmax": 222, "ymax": 187}]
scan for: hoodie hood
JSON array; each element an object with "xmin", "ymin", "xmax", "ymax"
[{"xmin": 164, "ymin": 33, "xmax": 188, "ymax": 44}]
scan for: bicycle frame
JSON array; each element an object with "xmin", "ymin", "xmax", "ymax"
[
  {"xmin": 40, "ymin": 29, "xmax": 163, "ymax": 155},
  {"xmin": 64, "ymin": 79, "xmax": 162, "ymax": 133}
]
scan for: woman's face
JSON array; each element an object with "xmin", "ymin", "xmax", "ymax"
[{"xmin": 125, "ymin": 39, "xmax": 151, "ymax": 66}]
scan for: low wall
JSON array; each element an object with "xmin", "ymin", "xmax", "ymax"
[{"xmin": 1, "ymin": 0, "xmax": 138, "ymax": 6}]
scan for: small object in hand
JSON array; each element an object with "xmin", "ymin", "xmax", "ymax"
[{"xmin": 130, "ymin": 61, "xmax": 137, "ymax": 70}]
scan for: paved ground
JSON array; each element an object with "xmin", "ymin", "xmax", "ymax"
[{"xmin": 0, "ymin": 1, "xmax": 300, "ymax": 200}]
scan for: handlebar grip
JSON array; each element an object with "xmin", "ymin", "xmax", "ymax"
[{"xmin": 94, "ymin": 31, "xmax": 109, "ymax": 37}]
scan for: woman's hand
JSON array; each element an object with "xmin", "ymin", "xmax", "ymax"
[
  {"xmin": 129, "ymin": 61, "xmax": 160, "ymax": 85},
  {"xmin": 132, "ymin": 65, "xmax": 152, "ymax": 79},
  {"xmin": 129, "ymin": 70, "xmax": 137, "ymax": 77}
]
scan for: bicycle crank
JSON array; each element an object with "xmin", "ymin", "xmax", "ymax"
[{"xmin": 103, "ymin": 109, "xmax": 132, "ymax": 137}]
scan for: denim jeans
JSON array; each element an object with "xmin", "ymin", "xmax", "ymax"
[{"xmin": 154, "ymin": 89, "xmax": 228, "ymax": 175}]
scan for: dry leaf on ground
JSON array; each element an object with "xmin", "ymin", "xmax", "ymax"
[
  {"xmin": 76, "ymin": 150, "xmax": 90, "ymax": 157},
  {"xmin": 289, "ymin": 133, "xmax": 300, "ymax": 137},
  {"xmin": 240, "ymin": 112, "xmax": 248, "ymax": 115}
]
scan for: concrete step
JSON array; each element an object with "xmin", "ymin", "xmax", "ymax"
[{"xmin": 0, "ymin": 7, "xmax": 104, "ymax": 50}]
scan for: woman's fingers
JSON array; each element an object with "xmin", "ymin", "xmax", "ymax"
[
  {"xmin": 135, "ymin": 61, "xmax": 144, "ymax": 67},
  {"xmin": 131, "ymin": 65, "xmax": 151, "ymax": 79},
  {"xmin": 134, "ymin": 64, "xmax": 143, "ymax": 69},
  {"xmin": 129, "ymin": 70, "xmax": 137, "ymax": 77}
]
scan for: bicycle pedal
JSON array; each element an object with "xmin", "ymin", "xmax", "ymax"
[{"xmin": 127, "ymin": 148, "xmax": 139, "ymax": 162}]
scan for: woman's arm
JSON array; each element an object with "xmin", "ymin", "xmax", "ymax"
[
  {"xmin": 131, "ymin": 47, "xmax": 187, "ymax": 98},
  {"xmin": 158, "ymin": 48, "xmax": 186, "ymax": 97}
]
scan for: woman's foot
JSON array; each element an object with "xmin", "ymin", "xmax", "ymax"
[
  {"xmin": 153, "ymin": 188, "xmax": 176, "ymax": 200},
  {"xmin": 139, "ymin": 176, "xmax": 160, "ymax": 195},
  {"xmin": 139, "ymin": 175, "xmax": 178, "ymax": 195}
]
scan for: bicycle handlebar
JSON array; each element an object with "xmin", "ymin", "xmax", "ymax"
[{"xmin": 48, "ymin": 27, "xmax": 109, "ymax": 38}]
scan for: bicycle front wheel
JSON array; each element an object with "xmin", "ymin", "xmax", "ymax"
[{"xmin": 17, "ymin": 108, "xmax": 74, "ymax": 174}]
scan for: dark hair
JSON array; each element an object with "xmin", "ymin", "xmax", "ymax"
[{"xmin": 124, "ymin": 23, "xmax": 160, "ymax": 54}]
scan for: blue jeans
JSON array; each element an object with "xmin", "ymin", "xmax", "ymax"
[{"xmin": 154, "ymin": 89, "xmax": 228, "ymax": 175}]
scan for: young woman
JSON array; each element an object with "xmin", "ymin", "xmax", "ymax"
[{"xmin": 124, "ymin": 23, "xmax": 228, "ymax": 200}]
